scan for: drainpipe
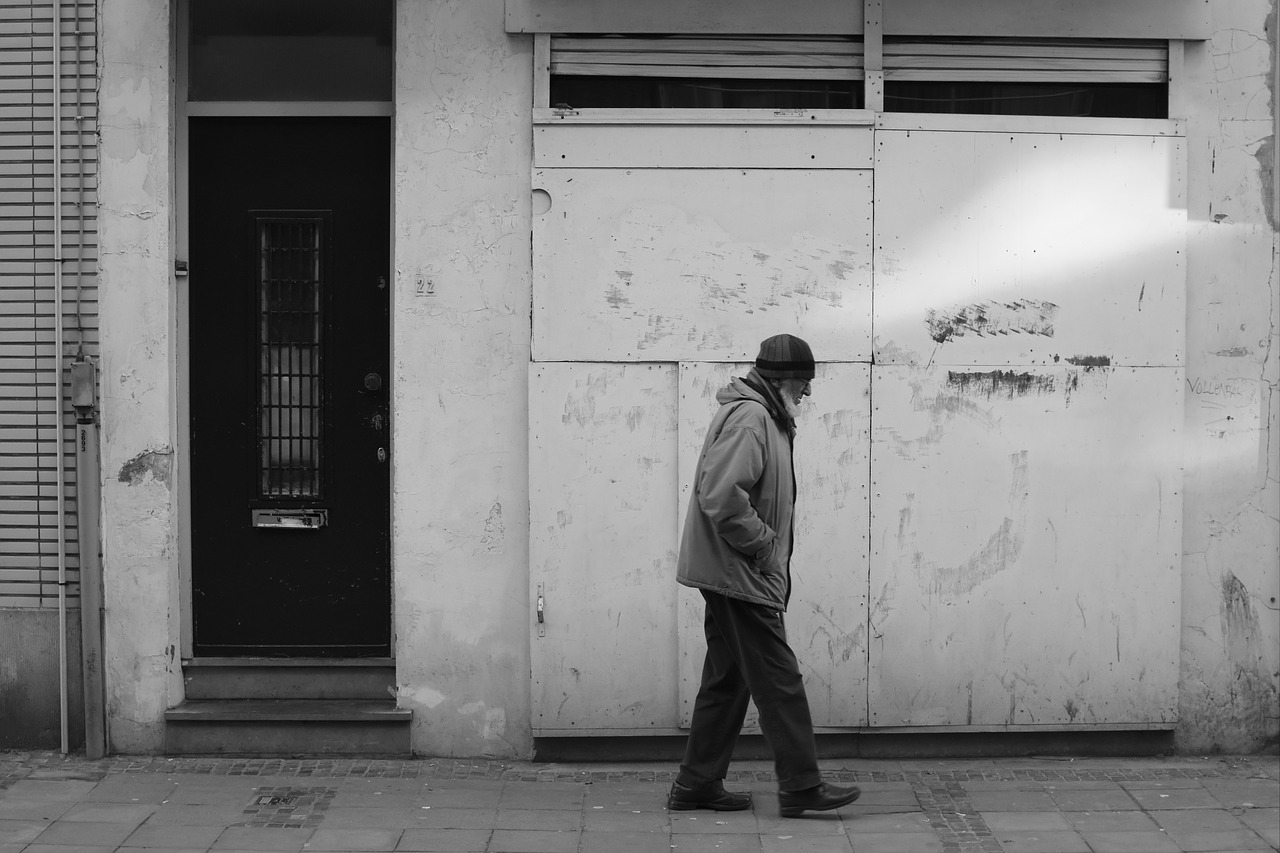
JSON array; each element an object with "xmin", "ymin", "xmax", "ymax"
[
  {"xmin": 72, "ymin": 362, "xmax": 104, "ymax": 758},
  {"xmin": 71, "ymin": 0, "xmax": 100, "ymax": 758},
  {"xmin": 51, "ymin": 0, "xmax": 70, "ymax": 757}
]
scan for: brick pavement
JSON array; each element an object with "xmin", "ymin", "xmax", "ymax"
[{"xmin": 0, "ymin": 751, "xmax": 1275, "ymax": 852}]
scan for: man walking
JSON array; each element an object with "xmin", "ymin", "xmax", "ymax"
[{"xmin": 667, "ymin": 334, "xmax": 861, "ymax": 818}]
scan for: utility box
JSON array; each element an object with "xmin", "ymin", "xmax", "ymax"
[{"xmin": 70, "ymin": 360, "xmax": 97, "ymax": 411}]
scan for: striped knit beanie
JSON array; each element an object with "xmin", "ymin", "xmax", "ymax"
[{"xmin": 754, "ymin": 334, "xmax": 815, "ymax": 380}]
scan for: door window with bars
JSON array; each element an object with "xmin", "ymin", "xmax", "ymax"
[{"xmin": 257, "ymin": 217, "xmax": 325, "ymax": 498}]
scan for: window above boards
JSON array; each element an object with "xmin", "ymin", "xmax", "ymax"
[
  {"xmin": 548, "ymin": 35, "xmax": 865, "ymax": 110},
  {"xmin": 882, "ymin": 38, "xmax": 1167, "ymax": 118},
  {"xmin": 186, "ymin": 0, "xmax": 393, "ymax": 103},
  {"xmin": 542, "ymin": 34, "xmax": 1168, "ymax": 118}
]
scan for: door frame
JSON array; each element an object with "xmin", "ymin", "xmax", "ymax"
[{"xmin": 173, "ymin": 1, "xmax": 396, "ymax": 659}]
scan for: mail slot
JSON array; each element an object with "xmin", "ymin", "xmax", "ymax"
[{"xmin": 252, "ymin": 509, "xmax": 328, "ymax": 529}]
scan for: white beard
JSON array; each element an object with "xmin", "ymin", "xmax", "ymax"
[{"xmin": 782, "ymin": 395, "xmax": 804, "ymax": 420}]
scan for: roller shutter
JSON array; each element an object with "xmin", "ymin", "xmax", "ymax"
[
  {"xmin": 551, "ymin": 34, "xmax": 865, "ymax": 80},
  {"xmin": 883, "ymin": 38, "xmax": 1167, "ymax": 83},
  {"xmin": 0, "ymin": 0, "xmax": 97, "ymax": 607}
]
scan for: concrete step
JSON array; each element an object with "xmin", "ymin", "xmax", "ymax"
[
  {"xmin": 182, "ymin": 658, "xmax": 396, "ymax": 700},
  {"xmin": 164, "ymin": 699, "xmax": 411, "ymax": 756}
]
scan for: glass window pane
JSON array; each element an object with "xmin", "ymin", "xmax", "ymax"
[
  {"xmin": 551, "ymin": 76, "xmax": 861, "ymax": 109},
  {"xmin": 258, "ymin": 218, "xmax": 324, "ymax": 499},
  {"xmin": 884, "ymin": 82, "xmax": 1166, "ymax": 118},
  {"xmin": 189, "ymin": 0, "xmax": 392, "ymax": 101}
]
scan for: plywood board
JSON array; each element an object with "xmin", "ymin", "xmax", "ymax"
[
  {"xmin": 535, "ymin": 124, "xmax": 874, "ymax": 169},
  {"xmin": 533, "ymin": 168, "xmax": 872, "ymax": 363},
  {"xmin": 874, "ymin": 130, "xmax": 1185, "ymax": 368},
  {"xmin": 529, "ymin": 363, "xmax": 680, "ymax": 731},
  {"xmin": 868, "ymin": 364, "xmax": 1182, "ymax": 727},
  {"xmin": 677, "ymin": 362, "xmax": 871, "ymax": 729}
]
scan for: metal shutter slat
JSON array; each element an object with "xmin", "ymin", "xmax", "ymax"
[
  {"xmin": 884, "ymin": 38, "xmax": 1167, "ymax": 83},
  {"xmin": 551, "ymin": 34, "xmax": 863, "ymax": 80}
]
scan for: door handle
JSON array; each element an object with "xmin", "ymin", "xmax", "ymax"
[{"xmin": 364, "ymin": 372, "xmax": 383, "ymax": 392}]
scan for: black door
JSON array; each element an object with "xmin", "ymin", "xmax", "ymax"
[{"xmin": 189, "ymin": 117, "xmax": 390, "ymax": 656}]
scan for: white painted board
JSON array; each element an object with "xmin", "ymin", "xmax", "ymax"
[
  {"xmin": 529, "ymin": 363, "xmax": 680, "ymax": 732},
  {"xmin": 677, "ymin": 362, "xmax": 871, "ymax": 729},
  {"xmin": 535, "ymin": 124, "xmax": 874, "ymax": 169},
  {"xmin": 869, "ymin": 365, "xmax": 1182, "ymax": 727},
  {"xmin": 533, "ymin": 168, "xmax": 872, "ymax": 363},
  {"xmin": 874, "ymin": 131, "xmax": 1185, "ymax": 368}
]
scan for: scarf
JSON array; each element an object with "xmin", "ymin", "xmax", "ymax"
[{"xmin": 742, "ymin": 369, "xmax": 796, "ymax": 441}]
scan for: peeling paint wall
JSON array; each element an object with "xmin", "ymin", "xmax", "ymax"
[
  {"xmin": 391, "ymin": 0, "xmax": 533, "ymax": 758},
  {"xmin": 1177, "ymin": 0, "xmax": 1280, "ymax": 752},
  {"xmin": 97, "ymin": 0, "xmax": 181, "ymax": 753}
]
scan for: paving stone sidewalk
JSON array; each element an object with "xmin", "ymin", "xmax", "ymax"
[{"xmin": 0, "ymin": 752, "xmax": 1275, "ymax": 853}]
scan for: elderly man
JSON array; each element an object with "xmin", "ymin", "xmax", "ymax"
[{"xmin": 667, "ymin": 334, "xmax": 861, "ymax": 818}]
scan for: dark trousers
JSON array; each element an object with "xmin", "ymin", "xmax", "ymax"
[{"xmin": 677, "ymin": 590, "xmax": 821, "ymax": 793}]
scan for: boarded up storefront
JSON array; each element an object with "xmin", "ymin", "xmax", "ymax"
[{"xmin": 525, "ymin": 11, "xmax": 1192, "ymax": 740}]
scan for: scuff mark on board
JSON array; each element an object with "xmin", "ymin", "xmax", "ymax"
[
  {"xmin": 913, "ymin": 452, "xmax": 1028, "ymax": 598},
  {"xmin": 946, "ymin": 370, "xmax": 1058, "ymax": 399},
  {"xmin": 915, "ymin": 517, "xmax": 1023, "ymax": 598},
  {"xmin": 1063, "ymin": 355, "xmax": 1111, "ymax": 367},
  {"xmin": 827, "ymin": 259, "xmax": 856, "ymax": 280},
  {"xmin": 894, "ymin": 381, "xmax": 1001, "ymax": 459},
  {"xmin": 605, "ymin": 271, "xmax": 633, "ymax": 309},
  {"xmin": 926, "ymin": 299, "xmax": 1059, "ymax": 343}
]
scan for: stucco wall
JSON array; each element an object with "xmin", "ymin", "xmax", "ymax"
[
  {"xmin": 86, "ymin": 0, "xmax": 1276, "ymax": 757},
  {"xmin": 391, "ymin": 0, "xmax": 534, "ymax": 758},
  {"xmin": 1176, "ymin": 0, "xmax": 1280, "ymax": 752},
  {"xmin": 97, "ymin": 0, "xmax": 181, "ymax": 753}
]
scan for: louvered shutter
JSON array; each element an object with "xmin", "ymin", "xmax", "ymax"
[
  {"xmin": 0, "ymin": 0, "xmax": 98, "ymax": 607},
  {"xmin": 884, "ymin": 38, "xmax": 1167, "ymax": 83},
  {"xmin": 551, "ymin": 35, "xmax": 864, "ymax": 80}
]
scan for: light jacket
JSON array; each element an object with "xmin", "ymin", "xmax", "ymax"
[{"xmin": 676, "ymin": 372, "xmax": 796, "ymax": 610}]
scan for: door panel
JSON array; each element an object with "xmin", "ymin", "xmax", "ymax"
[
  {"xmin": 869, "ymin": 365, "xmax": 1182, "ymax": 726},
  {"xmin": 868, "ymin": 127, "xmax": 1185, "ymax": 727},
  {"xmin": 528, "ymin": 362, "xmax": 680, "ymax": 732},
  {"xmin": 873, "ymin": 131, "xmax": 1185, "ymax": 368},
  {"xmin": 189, "ymin": 117, "xmax": 391, "ymax": 656},
  {"xmin": 532, "ymin": 167, "xmax": 873, "ymax": 363}
]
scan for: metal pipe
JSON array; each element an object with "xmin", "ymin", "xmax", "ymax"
[
  {"xmin": 52, "ymin": 0, "xmax": 70, "ymax": 757},
  {"xmin": 73, "ymin": 3, "xmax": 86, "ymax": 359},
  {"xmin": 69, "ymin": 2, "xmax": 100, "ymax": 758},
  {"xmin": 74, "ymin": 360, "xmax": 103, "ymax": 759}
]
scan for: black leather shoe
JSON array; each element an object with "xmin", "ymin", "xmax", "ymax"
[
  {"xmin": 778, "ymin": 782, "xmax": 861, "ymax": 817},
  {"xmin": 667, "ymin": 780, "xmax": 753, "ymax": 811}
]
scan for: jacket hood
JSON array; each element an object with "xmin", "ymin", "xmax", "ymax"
[
  {"xmin": 715, "ymin": 375, "xmax": 768, "ymax": 407},
  {"xmin": 719, "ymin": 368, "xmax": 795, "ymax": 439}
]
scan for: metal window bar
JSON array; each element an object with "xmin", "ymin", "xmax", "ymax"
[{"xmin": 257, "ymin": 218, "xmax": 323, "ymax": 498}]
